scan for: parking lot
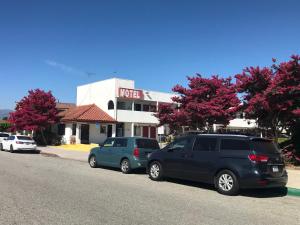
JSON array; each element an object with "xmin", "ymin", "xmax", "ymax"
[{"xmin": 0, "ymin": 151, "xmax": 299, "ymax": 225}]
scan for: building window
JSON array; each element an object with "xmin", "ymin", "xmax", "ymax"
[
  {"xmin": 72, "ymin": 124, "xmax": 76, "ymax": 136},
  {"xmin": 117, "ymin": 101, "xmax": 132, "ymax": 110},
  {"xmin": 142, "ymin": 104, "xmax": 150, "ymax": 112},
  {"xmin": 58, "ymin": 124, "xmax": 65, "ymax": 135},
  {"xmin": 134, "ymin": 103, "xmax": 141, "ymax": 111},
  {"xmin": 108, "ymin": 100, "xmax": 114, "ymax": 110},
  {"xmin": 150, "ymin": 105, "xmax": 157, "ymax": 112},
  {"xmin": 100, "ymin": 125, "xmax": 107, "ymax": 134}
]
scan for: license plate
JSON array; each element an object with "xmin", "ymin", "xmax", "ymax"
[{"xmin": 272, "ymin": 166, "xmax": 279, "ymax": 172}]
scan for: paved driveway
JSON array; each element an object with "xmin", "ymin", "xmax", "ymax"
[{"xmin": 0, "ymin": 151, "xmax": 299, "ymax": 225}]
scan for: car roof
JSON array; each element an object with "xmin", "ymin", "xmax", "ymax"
[{"xmin": 181, "ymin": 134, "xmax": 270, "ymax": 141}]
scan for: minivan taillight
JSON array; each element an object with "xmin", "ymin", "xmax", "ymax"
[
  {"xmin": 248, "ymin": 154, "xmax": 269, "ymax": 163},
  {"xmin": 133, "ymin": 148, "xmax": 140, "ymax": 158}
]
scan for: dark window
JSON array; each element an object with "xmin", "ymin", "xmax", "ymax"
[
  {"xmin": 100, "ymin": 125, "xmax": 107, "ymax": 134},
  {"xmin": 113, "ymin": 138, "xmax": 128, "ymax": 147},
  {"xmin": 149, "ymin": 105, "xmax": 157, "ymax": 112},
  {"xmin": 58, "ymin": 124, "xmax": 65, "ymax": 135},
  {"xmin": 103, "ymin": 138, "xmax": 115, "ymax": 147},
  {"xmin": 117, "ymin": 101, "xmax": 125, "ymax": 110},
  {"xmin": 142, "ymin": 105, "xmax": 150, "ymax": 112},
  {"xmin": 165, "ymin": 138, "xmax": 187, "ymax": 151},
  {"xmin": 117, "ymin": 101, "xmax": 132, "ymax": 110},
  {"xmin": 17, "ymin": 136, "xmax": 33, "ymax": 141},
  {"xmin": 221, "ymin": 139, "xmax": 250, "ymax": 151},
  {"xmin": 9, "ymin": 136, "xmax": 15, "ymax": 140},
  {"xmin": 72, "ymin": 124, "xmax": 76, "ymax": 136},
  {"xmin": 193, "ymin": 137, "xmax": 217, "ymax": 151},
  {"xmin": 136, "ymin": 139, "xmax": 159, "ymax": 149},
  {"xmin": 0, "ymin": 133, "xmax": 9, "ymax": 137},
  {"xmin": 108, "ymin": 100, "xmax": 114, "ymax": 110},
  {"xmin": 134, "ymin": 103, "xmax": 141, "ymax": 111},
  {"xmin": 251, "ymin": 139, "xmax": 279, "ymax": 154}
]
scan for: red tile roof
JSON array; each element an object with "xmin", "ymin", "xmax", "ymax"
[
  {"xmin": 61, "ymin": 104, "xmax": 116, "ymax": 123},
  {"xmin": 56, "ymin": 103, "xmax": 76, "ymax": 117},
  {"xmin": 56, "ymin": 103, "xmax": 76, "ymax": 109}
]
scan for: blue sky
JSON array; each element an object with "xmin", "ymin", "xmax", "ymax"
[{"xmin": 1, "ymin": 0, "xmax": 299, "ymax": 109}]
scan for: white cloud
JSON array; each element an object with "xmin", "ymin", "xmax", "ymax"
[{"xmin": 44, "ymin": 59, "xmax": 84, "ymax": 75}]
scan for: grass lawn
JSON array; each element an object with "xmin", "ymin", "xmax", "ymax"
[{"xmin": 52, "ymin": 144, "xmax": 99, "ymax": 152}]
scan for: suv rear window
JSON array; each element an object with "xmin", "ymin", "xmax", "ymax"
[
  {"xmin": 136, "ymin": 139, "xmax": 159, "ymax": 149},
  {"xmin": 251, "ymin": 139, "xmax": 279, "ymax": 154},
  {"xmin": 17, "ymin": 136, "xmax": 33, "ymax": 141},
  {"xmin": 221, "ymin": 139, "xmax": 250, "ymax": 151},
  {"xmin": 0, "ymin": 133, "xmax": 9, "ymax": 137}
]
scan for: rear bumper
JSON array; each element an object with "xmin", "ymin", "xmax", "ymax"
[
  {"xmin": 130, "ymin": 158, "xmax": 148, "ymax": 169},
  {"xmin": 239, "ymin": 173, "xmax": 288, "ymax": 189}
]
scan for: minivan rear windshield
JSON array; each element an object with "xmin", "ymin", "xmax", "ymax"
[
  {"xmin": 17, "ymin": 136, "xmax": 33, "ymax": 141},
  {"xmin": 0, "ymin": 133, "xmax": 9, "ymax": 137},
  {"xmin": 136, "ymin": 139, "xmax": 160, "ymax": 149},
  {"xmin": 251, "ymin": 139, "xmax": 279, "ymax": 154}
]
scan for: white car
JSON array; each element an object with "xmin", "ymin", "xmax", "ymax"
[
  {"xmin": 0, "ymin": 132, "xmax": 9, "ymax": 144},
  {"xmin": 0, "ymin": 135, "xmax": 37, "ymax": 153}
]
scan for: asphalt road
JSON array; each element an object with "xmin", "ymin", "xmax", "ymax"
[{"xmin": 0, "ymin": 151, "xmax": 299, "ymax": 225}]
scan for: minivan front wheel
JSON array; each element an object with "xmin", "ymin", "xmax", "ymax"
[
  {"xmin": 89, "ymin": 155, "xmax": 98, "ymax": 168},
  {"xmin": 216, "ymin": 170, "xmax": 239, "ymax": 195},
  {"xmin": 149, "ymin": 161, "xmax": 163, "ymax": 181}
]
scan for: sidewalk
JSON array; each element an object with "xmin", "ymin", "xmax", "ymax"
[{"xmin": 38, "ymin": 146, "xmax": 89, "ymax": 162}]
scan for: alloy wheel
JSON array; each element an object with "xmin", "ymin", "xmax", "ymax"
[
  {"xmin": 150, "ymin": 163, "xmax": 160, "ymax": 179},
  {"xmin": 218, "ymin": 174, "xmax": 234, "ymax": 191},
  {"xmin": 89, "ymin": 156, "xmax": 97, "ymax": 168}
]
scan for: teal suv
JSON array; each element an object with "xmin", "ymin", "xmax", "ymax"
[{"xmin": 88, "ymin": 137, "xmax": 160, "ymax": 173}]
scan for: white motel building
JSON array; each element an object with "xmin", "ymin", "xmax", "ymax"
[
  {"xmin": 55, "ymin": 78, "xmax": 257, "ymax": 144},
  {"xmin": 56, "ymin": 78, "xmax": 174, "ymax": 144}
]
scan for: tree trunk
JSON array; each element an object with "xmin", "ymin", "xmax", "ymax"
[
  {"xmin": 41, "ymin": 129, "xmax": 47, "ymax": 146},
  {"xmin": 272, "ymin": 126, "xmax": 279, "ymax": 144}
]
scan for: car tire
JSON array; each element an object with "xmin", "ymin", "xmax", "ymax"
[
  {"xmin": 120, "ymin": 159, "xmax": 131, "ymax": 174},
  {"xmin": 89, "ymin": 155, "xmax": 98, "ymax": 168},
  {"xmin": 149, "ymin": 161, "xmax": 163, "ymax": 181},
  {"xmin": 10, "ymin": 145, "xmax": 14, "ymax": 153},
  {"xmin": 0, "ymin": 143, "xmax": 3, "ymax": 151},
  {"xmin": 215, "ymin": 170, "xmax": 239, "ymax": 196}
]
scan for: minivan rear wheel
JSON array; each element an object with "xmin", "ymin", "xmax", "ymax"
[
  {"xmin": 149, "ymin": 161, "xmax": 163, "ymax": 181},
  {"xmin": 216, "ymin": 170, "xmax": 239, "ymax": 195},
  {"xmin": 120, "ymin": 159, "xmax": 131, "ymax": 174}
]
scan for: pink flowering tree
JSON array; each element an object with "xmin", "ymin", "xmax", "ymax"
[
  {"xmin": 235, "ymin": 55, "xmax": 300, "ymax": 143},
  {"xmin": 156, "ymin": 74, "xmax": 240, "ymax": 131},
  {"xmin": 9, "ymin": 89, "xmax": 59, "ymax": 144}
]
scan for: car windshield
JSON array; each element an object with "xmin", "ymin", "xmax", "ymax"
[
  {"xmin": 136, "ymin": 139, "xmax": 160, "ymax": 149},
  {"xmin": 17, "ymin": 136, "xmax": 33, "ymax": 141},
  {"xmin": 0, "ymin": 133, "xmax": 9, "ymax": 137},
  {"xmin": 251, "ymin": 139, "xmax": 280, "ymax": 154}
]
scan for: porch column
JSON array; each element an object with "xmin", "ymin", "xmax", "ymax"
[
  {"xmin": 112, "ymin": 124, "xmax": 116, "ymax": 137},
  {"xmin": 76, "ymin": 123, "xmax": 81, "ymax": 144}
]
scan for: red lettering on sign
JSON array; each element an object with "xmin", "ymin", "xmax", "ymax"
[{"xmin": 118, "ymin": 88, "xmax": 144, "ymax": 99}]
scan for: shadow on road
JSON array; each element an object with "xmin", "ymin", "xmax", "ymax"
[
  {"xmin": 160, "ymin": 178, "xmax": 288, "ymax": 198},
  {"xmin": 9, "ymin": 150, "xmax": 41, "ymax": 154}
]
